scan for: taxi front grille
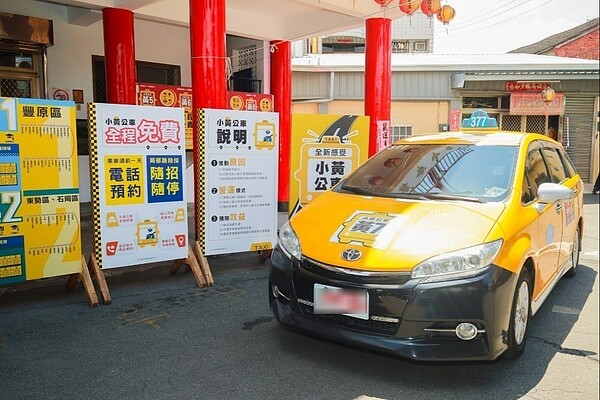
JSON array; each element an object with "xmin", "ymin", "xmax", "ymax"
[
  {"xmin": 300, "ymin": 257, "xmax": 411, "ymax": 285},
  {"xmin": 298, "ymin": 301, "xmax": 400, "ymax": 336}
]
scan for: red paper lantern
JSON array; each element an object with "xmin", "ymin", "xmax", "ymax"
[
  {"xmin": 374, "ymin": 0, "xmax": 394, "ymax": 5},
  {"xmin": 399, "ymin": 0, "xmax": 421, "ymax": 15},
  {"xmin": 436, "ymin": 5, "xmax": 456, "ymax": 25},
  {"xmin": 420, "ymin": 0, "xmax": 441, "ymax": 17}
]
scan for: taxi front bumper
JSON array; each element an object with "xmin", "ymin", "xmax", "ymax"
[{"xmin": 269, "ymin": 246, "xmax": 518, "ymax": 362}]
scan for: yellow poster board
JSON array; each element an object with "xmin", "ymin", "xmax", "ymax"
[
  {"xmin": 0, "ymin": 97, "xmax": 81, "ymax": 285},
  {"xmin": 289, "ymin": 114, "xmax": 369, "ymax": 217}
]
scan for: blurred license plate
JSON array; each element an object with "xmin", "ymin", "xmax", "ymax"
[{"xmin": 313, "ymin": 283, "xmax": 369, "ymax": 320}]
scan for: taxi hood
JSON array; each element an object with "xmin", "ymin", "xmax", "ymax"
[{"xmin": 290, "ymin": 192, "xmax": 506, "ymax": 271}]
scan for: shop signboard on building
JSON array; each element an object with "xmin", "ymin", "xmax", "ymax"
[
  {"xmin": 88, "ymin": 103, "xmax": 188, "ymax": 269},
  {"xmin": 289, "ymin": 114, "xmax": 369, "ymax": 217},
  {"xmin": 0, "ymin": 97, "xmax": 81, "ymax": 285},
  {"xmin": 198, "ymin": 109, "xmax": 279, "ymax": 255},
  {"xmin": 510, "ymin": 92, "xmax": 565, "ymax": 115},
  {"xmin": 137, "ymin": 83, "xmax": 193, "ymax": 149}
]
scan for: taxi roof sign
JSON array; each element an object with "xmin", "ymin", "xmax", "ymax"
[{"xmin": 461, "ymin": 109, "xmax": 499, "ymax": 131}]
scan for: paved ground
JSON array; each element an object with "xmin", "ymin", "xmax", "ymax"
[{"xmin": 0, "ymin": 194, "xmax": 598, "ymax": 400}]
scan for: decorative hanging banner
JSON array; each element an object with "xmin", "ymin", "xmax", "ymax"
[
  {"xmin": 376, "ymin": 120, "xmax": 390, "ymax": 152},
  {"xmin": 227, "ymin": 91, "xmax": 274, "ymax": 112},
  {"xmin": 289, "ymin": 114, "xmax": 370, "ymax": 217},
  {"xmin": 0, "ymin": 97, "xmax": 82, "ymax": 285},
  {"xmin": 136, "ymin": 83, "xmax": 193, "ymax": 149},
  {"xmin": 197, "ymin": 109, "xmax": 279, "ymax": 256},
  {"xmin": 88, "ymin": 103, "xmax": 188, "ymax": 269}
]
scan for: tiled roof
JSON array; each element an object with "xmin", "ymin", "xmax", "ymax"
[{"xmin": 509, "ymin": 17, "xmax": 599, "ymax": 54}]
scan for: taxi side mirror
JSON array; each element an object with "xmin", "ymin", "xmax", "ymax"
[{"xmin": 535, "ymin": 183, "xmax": 573, "ymax": 213}]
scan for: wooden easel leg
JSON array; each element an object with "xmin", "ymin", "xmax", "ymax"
[
  {"xmin": 66, "ymin": 273, "xmax": 79, "ymax": 291},
  {"xmin": 194, "ymin": 241, "xmax": 214, "ymax": 286},
  {"xmin": 88, "ymin": 253, "xmax": 112, "ymax": 305},
  {"xmin": 183, "ymin": 245, "xmax": 207, "ymax": 288},
  {"xmin": 79, "ymin": 256, "xmax": 99, "ymax": 307}
]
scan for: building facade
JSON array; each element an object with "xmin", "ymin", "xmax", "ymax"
[{"xmin": 291, "ymin": 53, "xmax": 599, "ymax": 183}]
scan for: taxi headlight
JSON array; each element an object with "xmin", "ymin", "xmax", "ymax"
[
  {"xmin": 278, "ymin": 221, "xmax": 301, "ymax": 260},
  {"xmin": 411, "ymin": 239, "xmax": 503, "ymax": 282}
]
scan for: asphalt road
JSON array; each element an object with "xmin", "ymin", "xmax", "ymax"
[{"xmin": 0, "ymin": 195, "xmax": 598, "ymax": 400}]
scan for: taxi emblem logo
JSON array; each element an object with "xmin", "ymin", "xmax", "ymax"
[{"xmin": 341, "ymin": 248, "xmax": 362, "ymax": 262}]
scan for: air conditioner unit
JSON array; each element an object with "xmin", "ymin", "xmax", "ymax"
[{"xmin": 414, "ymin": 41, "xmax": 427, "ymax": 52}]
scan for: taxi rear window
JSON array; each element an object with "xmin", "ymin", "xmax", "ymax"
[{"xmin": 339, "ymin": 144, "xmax": 518, "ymax": 202}]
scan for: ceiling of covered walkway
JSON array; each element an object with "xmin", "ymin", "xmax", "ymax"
[{"xmin": 40, "ymin": 0, "xmax": 403, "ymax": 41}]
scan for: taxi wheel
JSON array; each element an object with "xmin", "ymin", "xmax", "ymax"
[
  {"xmin": 504, "ymin": 269, "xmax": 531, "ymax": 359},
  {"xmin": 564, "ymin": 228, "xmax": 580, "ymax": 278}
]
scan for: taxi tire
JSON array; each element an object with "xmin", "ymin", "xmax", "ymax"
[
  {"xmin": 564, "ymin": 228, "xmax": 580, "ymax": 278},
  {"xmin": 504, "ymin": 268, "xmax": 531, "ymax": 359}
]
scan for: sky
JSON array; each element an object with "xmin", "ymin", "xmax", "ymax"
[{"xmin": 431, "ymin": 0, "xmax": 599, "ymax": 54}]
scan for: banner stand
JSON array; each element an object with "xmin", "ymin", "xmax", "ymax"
[
  {"xmin": 86, "ymin": 243, "xmax": 211, "ymax": 305},
  {"xmin": 193, "ymin": 241, "xmax": 214, "ymax": 286},
  {"xmin": 87, "ymin": 253, "xmax": 112, "ymax": 305},
  {"xmin": 65, "ymin": 256, "xmax": 100, "ymax": 307},
  {"xmin": 170, "ymin": 245, "xmax": 209, "ymax": 287}
]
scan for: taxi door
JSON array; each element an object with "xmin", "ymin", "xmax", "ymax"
[
  {"xmin": 540, "ymin": 147, "xmax": 581, "ymax": 270},
  {"xmin": 526, "ymin": 148, "xmax": 562, "ymax": 298}
]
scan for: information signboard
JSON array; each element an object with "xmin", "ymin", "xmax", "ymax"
[
  {"xmin": 88, "ymin": 103, "xmax": 188, "ymax": 269},
  {"xmin": 289, "ymin": 114, "xmax": 369, "ymax": 217},
  {"xmin": 0, "ymin": 97, "xmax": 81, "ymax": 285},
  {"xmin": 198, "ymin": 109, "xmax": 279, "ymax": 256}
]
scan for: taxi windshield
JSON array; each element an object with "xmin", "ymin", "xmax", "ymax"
[{"xmin": 338, "ymin": 143, "xmax": 518, "ymax": 202}]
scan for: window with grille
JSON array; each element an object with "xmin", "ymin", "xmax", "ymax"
[
  {"xmin": 392, "ymin": 41, "xmax": 409, "ymax": 53},
  {"xmin": 92, "ymin": 56, "xmax": 181, "ymax": 103},
  {"xmin": 391, "ymin": 125, "xmax": 413, "ymax": 142},
  {"xmin": 0, "ymin": 48, "xmax": 42, "ymax": 98},
  {"xmin": 501, "ymin": 115, "xmax": 522, "ymax": 132},
  {"xmin": 0, "ymin": 78, "xmax": 32, "ymax": 98}
]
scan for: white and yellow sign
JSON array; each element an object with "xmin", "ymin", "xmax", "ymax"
[
  {"xmin": 290, "ymin": 114, "xmax": 369, "ymax": 217},
  {"xmin": 199, "ymin": 109, "xmax": 279, "ymax": 255},
  {"xmin": 88, "ymin": 103, "xmax": 187, "ymax": 269},
  {"xmin": 0, "ymin": 97, "xmax": 81, "ymax": 284}
]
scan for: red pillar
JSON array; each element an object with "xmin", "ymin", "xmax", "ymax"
[
  {"xmin": 189, "ymin": 0, "xmax": 227, "ymax": 110},
  {"xmin": 364, "ymin": 18, "xmax": 391, "ymax": 157},
  {"xmin": 189, "ymin": 0, "xmax": 227, "ymax": 239},
  {"xmin": 102, "ymin": 8, "xmax": 137, "ymax": 104},
  {"xmin": 270, "ymin": 40, "xmax": 292, "ymax": 212}
]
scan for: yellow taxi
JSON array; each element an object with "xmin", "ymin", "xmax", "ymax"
[{"xmin": 269, "ymin": 110, "xmax": 583, "ymax": 361}]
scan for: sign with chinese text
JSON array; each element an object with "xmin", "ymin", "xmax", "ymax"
[
  {"xmin": 198, "ymin": 109, "xmax": 279, "ymax": 256},
  {"xmin": 0, "ymin": 98, "xmax": 81, "ymax": 285},
  {"xmin": 376, "ymin": 120, "xmax": 390, "ymax": 152},
  {"xmin": 227, "ymin": 91, "xmax": 274, "ymax": 112},
  {"xmin": 137, "ymin": 83, "xmax": 193, "ymax": 149},
  {"xmin": 510, "ymin": 93, "xmax": 564, "ymax": 115},
  {"xmin": 290, "ymin": 114, "xmax": 369, "ymax": 217},
  {"xmin": 449, "ymin": 109, "xmax": 461, "ymax": 131},
  {"xmin": 88, "ymin": 103, "xmax": 187, "ymax": 269},
  {"xmin": 505, "ymin": 81, "xmax": 552, "ymax": 92}
]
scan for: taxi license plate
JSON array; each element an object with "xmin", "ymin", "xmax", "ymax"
[{"xmin": 313, "ymin": 283, "xmax": 369, "ymax": 320}]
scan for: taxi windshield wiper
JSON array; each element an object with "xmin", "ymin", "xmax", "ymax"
[
  {"xmin": 420, "ymin": 193, "xmax": 486, "ymax": 203},
  {"xmin": 341, "ymin": 185, "xmax": 378, "ymax": 196}
]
